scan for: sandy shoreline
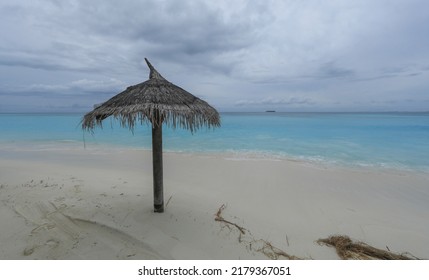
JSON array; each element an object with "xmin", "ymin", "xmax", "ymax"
[{"xmin": 1, "ymin": 147, "xmax": 428, "ymax": 259}]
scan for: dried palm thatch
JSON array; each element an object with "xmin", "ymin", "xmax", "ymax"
[
  {"xmin": 317, "ymin": 235, "xmax": 419, "ymax": 260},
  {"xmin": 82, "ymin": 58, "xmax": 220, "ymax": 132},
  {"xmin": 82, "ymin": 58, "xmax": 220, "ymax": 213}
]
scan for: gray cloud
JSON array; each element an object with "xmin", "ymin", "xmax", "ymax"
[
  {"xmin": 41, "ymin": 0, "xmax": 271, "ymax": 73},
  {"xmin": 1, "ymin": 0, "xmax": 429, "ymax": 112},
  {"xmin": 0, "ymin": 52, "xmax": 93, "ymax": 73},
  {"xmin": 317, "ymin": 62, "xmax": 355, "ymax": 79},
  {"xmin": 352, "ymin": 64, "xmax": 429, "ymax": 82},
  {"xmin": 1, "ymin": 79, "xmax": 125, "ymax": 97}
]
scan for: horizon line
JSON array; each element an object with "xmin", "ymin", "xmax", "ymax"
[{"xmin": 1, "ymin": 110, "xmax": 428, "ymax": 114}]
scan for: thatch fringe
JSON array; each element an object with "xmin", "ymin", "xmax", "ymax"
[
  {"xmin": 82, "ymin": 102, "xmax": 220, "ymax": 132},
  {"xmin": 317, "ymin": 235, "xmax": 419, "ymax": 260}
]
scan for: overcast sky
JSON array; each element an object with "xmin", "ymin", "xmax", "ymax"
[{"xmin": 1, "ymin": 0, "xmax": 429, "ymax": 112}]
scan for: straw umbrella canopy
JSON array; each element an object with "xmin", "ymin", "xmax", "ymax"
[{"xmin": 82, "ymin": 58, "xmax": 220, "ymax": 213}]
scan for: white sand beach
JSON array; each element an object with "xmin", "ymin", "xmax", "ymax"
[{"xmin": 1, "ymin": 146, "xmax": 428, "ymax": 260}]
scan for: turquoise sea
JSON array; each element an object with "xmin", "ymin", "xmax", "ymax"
[{"xmin": 1, "ymin": 112, "xmax": 428, "ymax": 172}]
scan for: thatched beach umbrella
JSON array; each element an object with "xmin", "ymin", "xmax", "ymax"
[{"xmin": 82, "ymin": 58, "xmax": 220, "ymax": 213}]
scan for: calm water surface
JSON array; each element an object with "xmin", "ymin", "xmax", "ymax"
[{"xmin": 1, "ymin": 112, "xmax": 428, "ymax": 171}]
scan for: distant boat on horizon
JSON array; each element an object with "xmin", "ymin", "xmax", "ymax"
[{"xmin": 265, "ymin": 110, "xmax": 276, "ymax": 113}]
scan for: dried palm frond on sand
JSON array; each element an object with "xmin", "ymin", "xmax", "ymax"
[{"xmin": 317, "ymin": 235, "xmax": 419, "ymax": 260}]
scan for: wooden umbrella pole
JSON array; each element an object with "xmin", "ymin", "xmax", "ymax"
[
  {"xmin": 152, "ymin": 116, "xmax": 164, "ymax": 213},
  {"xmin": 81, "ymin": 59, "xmax": 221, "ymax": 215}
]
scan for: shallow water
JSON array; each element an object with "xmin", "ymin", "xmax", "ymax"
[{"xmin": 1, "ymin": 112, "xmax": 428, "ymax": 171}]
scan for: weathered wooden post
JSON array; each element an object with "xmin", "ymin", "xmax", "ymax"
[{"xmin": 152, "ymin": 112, "xmax": 164, "ymax": 213}]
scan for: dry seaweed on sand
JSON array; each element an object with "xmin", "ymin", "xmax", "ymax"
[
  {"xmin": 214, "ymin": 204, "xmax": 247, "ymax": 235},
  {"xmin": 253, "ymin": 239, "xmax": 302, "ymax": 260},
  {"xmin": 317, "ymin": 235, "xmax": 419, "ymax": 260},
  {"xmin": 214, "ymin": 204, "xmax": 302, "ymax": 260},
  {"xmin": 214, "ymin": 205, "xmax": 420, "ymax": 260}
]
